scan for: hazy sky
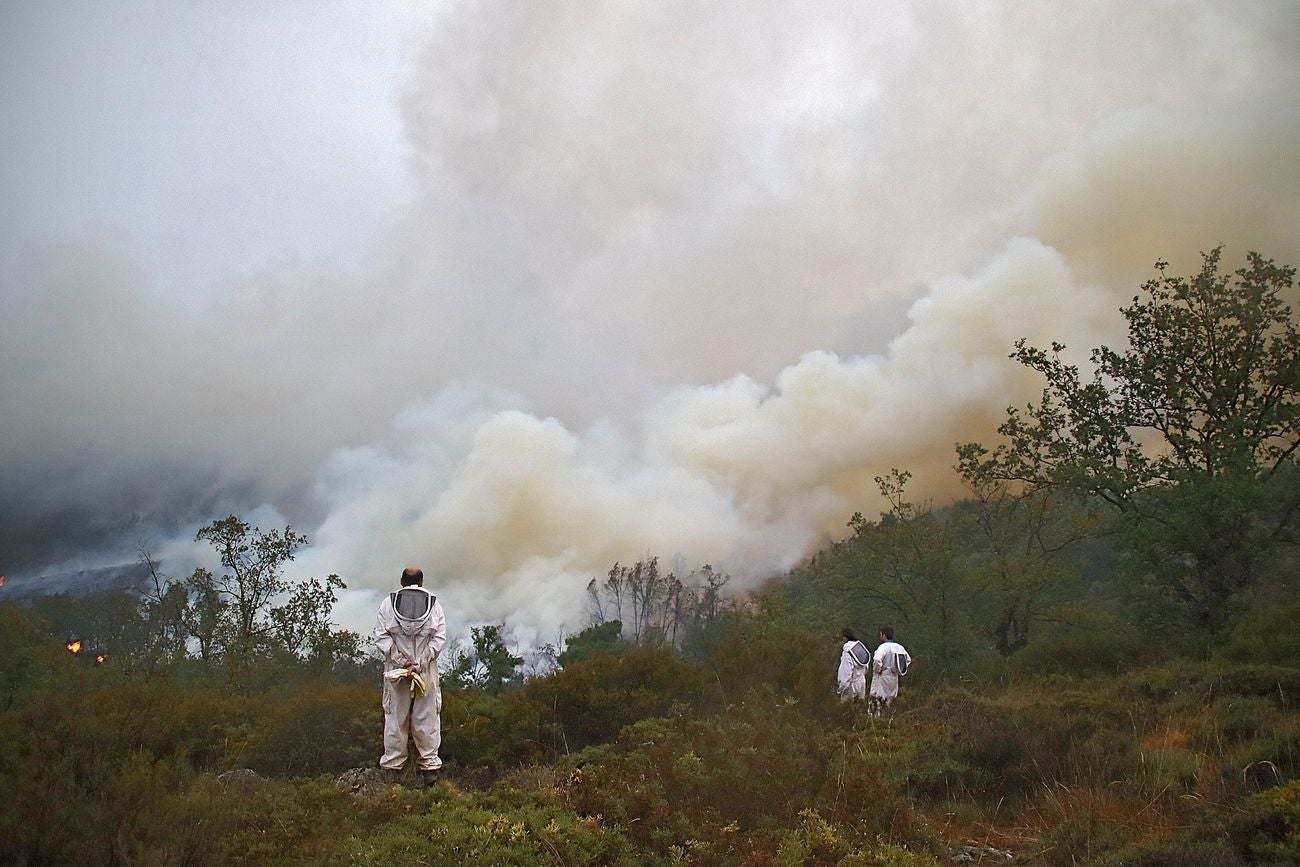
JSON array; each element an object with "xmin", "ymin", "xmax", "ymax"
[{"xmin": 3, "ymin": 1, "xmax": 1298, "ymax": 641}]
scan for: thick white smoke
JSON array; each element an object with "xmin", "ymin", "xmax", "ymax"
[
  {"xmin": 2, "ymin": 1, "xmax": 1298, "ymax": 640},
  {"xmin": 298, "ymin": 238, "xmax": 1116, "ymax": 637}
]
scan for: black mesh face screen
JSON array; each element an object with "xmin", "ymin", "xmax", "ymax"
[{"xmin": 394, "ymin": 588, "xmax": 431, "ymax": 619}]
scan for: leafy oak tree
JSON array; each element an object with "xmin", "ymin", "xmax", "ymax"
[
  {"xmin": 960, "ymin": 249, "xmax": 1300, "ymax": 633},
  {"xmin": 181, "ymin": 515, "xmax": 361, "ymax": 663}
]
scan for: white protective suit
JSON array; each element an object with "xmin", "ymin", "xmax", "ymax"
[
  {"xmin": 837, "ymin": 640, "xmax": 868, "ymax": 702},
  {"xmin": 373, "ymin": 586, "xmax": 447, "ymax": 771},
  {"xmin": 869, "ymin": 639, "xmax": 910, "ymax": 708}
]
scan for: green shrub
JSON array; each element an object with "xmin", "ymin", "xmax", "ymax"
[
  {"xmin": 0, "ymin": 602, "xmax": 72, "ymax": 711},
  {"xmin": 905, "ymin": 687, "xmax": 1137, "ymax": 801},
  {"xmin": 1215, "ymin": 665, "xmax": 1300, "ymax": 710},
  {"xmin": 1098, "ymin": 843, "xmax": 1245, "ymax": 866},
  {"xmin": 1222, "ymin": 604, "xmax": 1300, "ymax": 667},
  {"xmin": 1231, "ymin": 778, "xmax": 1300, "ymax": 863},
  {"xmin": 774, "ymin": 810, "xmax": 941, "ymax": 866},
  {"xmin": 501, "ymin": 645, "xmax": 714, "ymax": 759},
  {"xmin": 236, "ymin": 680, "xmax": 379, "ymax": 776},
  {"xmin": 1227, "ymin": 723, "xmax": 1300, "ymax": 791},
  {"xmin": 1009, "ymin": 615, "xmax": 1146, "ymax": 678},
  {"xmin": 1191, "ymin": 696, "xmax": 1275, "ymax": 750},
  {"xmin": 439, "ymin": 686, "xmax": 511, "ymax": 770},
  {"xmin": 557, "ymin": 697, "xmax": 831, "ymax": 848},
  {"xmin": 1137, "ymin": 748, "xmax": 1201, "ymax": 795},
  {"xmin": 330, "ymin": 794, "xmax": 637, "ymax": 866},
  {"xmin": 685, "ymin": 613, "xmax": 840, "ymax": 716}
]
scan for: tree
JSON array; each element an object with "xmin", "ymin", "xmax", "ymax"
[
  {"xmin": 194, "ymin": 516, "xmax": 305, "ymax": 651},
  {"xmin": 138, "ymin": 548, "xmax": 192, "ymax": 664},
  {"xmin": 167, "ymin": 515, "xmax": 363, "ymax": 664},
  {"xmin": 586, "ymin": 559, "xmax": 732, "ymax": 650},
  {"xmin": 950, "ymin": 463, "xmax": 1099, "ymax": 655},
  {"xmin": 268, "ymin": 573, "xmax": 355, "ymax": 661},
  {"xmin": 445, "ymin": 624, "xmax": 523, "ymax": 693},
  {"xmin": 850, "ymin": 469, "xmax": 972, "ymax": 666},
  {"xmin": 558, "ymin": 620, "xmax": 624, "ymax": 667},
  {"xmin": 961, "ymin": 249, "xmax": 1300, "ymax": 632}
]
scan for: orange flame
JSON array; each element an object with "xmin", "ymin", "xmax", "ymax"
[
  {"xmin": 96, "ymin": 655, "xmax": 106, "ymax": 665},
  {"xmin": 66, "ymin": 640, "xmax": 82, "ymax": 654}
]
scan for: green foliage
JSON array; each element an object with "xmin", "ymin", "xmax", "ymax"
[
  {"xmin": 854, "ymin": 470, "xmax": 976, "ymax": 669},
  {"xmin": 1232, "ymin": 778, "xmax": 1300, "ymax": 863},
  {"xmin": 550, "ymin": 692, "xmax": 928, "ymax": 861},
  {"xmin": 331, "ymin": 791, "xmax": 638, "ymax": 866},
  {"xmin": 685, "ymin": 607, "xmax": 841, "ymax": 714},
  {"xmin": 444, "ymin": 623, "xmax": 524, "ymax": 694},
  {"xmin": 558, "ymin": 618, "xmax": 625, "ymax": 666},
  {"xmin": 775, "ymin": 809, "xmax": 941, "ymax": 866},
  {"xmin": 952, "ymin": 464, "xmax": 1105, "ymax": 656},
  {"xmin": 962, "ymin": 249, "xmax": 1300, "ymax": 634},
  {"xmin": 27, "ymin": 590, "xmax": 152, "ymax": 663},
  {"xmin": 905, "ymin": 686, "xmax": 1137, "ymax": 801},
  {"xmin": 502, "ymin": 644, "xmax": 715, "ymax": 759},
  {"xmin": 3, "ymin": 573, "xmax": 1299, "ymax": 867},
  {"xmin": 0, "ymin": 601, "xmax": 70, "ymax": 710},
  {"xmin": 1006, "ymin": 608, "xmax": 1147, "ymax": 677},
  {"xmin": 1222, "ymin": 603, "xmax": 1300, "ymax": 666},
  {"xmin": 173, "ymin": 516, "xmax": 364, "ymax": 667},
  {"xmin": 235, "ymin": 680, "xmax": 378, "ymax": 776},
  {"xmin": 1231, "ymin": 724, "xmax": 1300, "ymax": 788}
]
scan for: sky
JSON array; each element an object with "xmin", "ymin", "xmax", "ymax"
[{"xmin": 2, "ymin": 1, "xmax": 1298, "ymax": 643}]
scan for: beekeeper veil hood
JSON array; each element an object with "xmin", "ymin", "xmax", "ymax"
[{"xmin": 393, "ymin": 567, "xmax": 434, "ymax": 624}]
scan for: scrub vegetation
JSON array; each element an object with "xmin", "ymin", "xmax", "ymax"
[{"xmin": 1, "ymin": 250, "xmax": 1298, "ymax": 865}]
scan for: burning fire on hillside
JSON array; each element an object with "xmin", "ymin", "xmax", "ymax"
[{"xmin": 66, "ymin": 640, "xmax": 82, "ymax": 655}]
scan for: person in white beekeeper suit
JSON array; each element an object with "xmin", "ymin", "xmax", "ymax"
[
  {"xmin": 373, "ymin": 567, "xmax": 446, "ymax": 784},
  {"xmin": 836, "ymin": 627, "xmax": 870, "ymax": 703},
  {"xmin": 868, "ymin": 625, "xmax": 912, "ymax": 718}
]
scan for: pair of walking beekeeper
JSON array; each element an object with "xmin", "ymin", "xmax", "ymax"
[
  {"xmin": 373, "ymin": 567, "xmax": 446, "ymax": 784},
  {"xmin": 837, "ymin": 626, "xmax": 911, "ymax": 716}
]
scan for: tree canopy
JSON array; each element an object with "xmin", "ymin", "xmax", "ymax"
[{"xmin": 960, "ymin": 248, "xmax": 1300, "ymax": 632}]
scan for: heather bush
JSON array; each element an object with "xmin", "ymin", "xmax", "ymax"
[
  {"xmin": 501, "ymin": 644, "xmax": 715, "ymax": 756},
  {"xmin": 1231, "ymin": 777, "xmax": 1300, "ymax": 863},
  {"xmin": 1222, "ymin": 604, "xmax": 1300, "ymax": 667},
  {"xmin": 549, "ymin": 690, "xmax": 930, "ymax": 861},
  {"xmin": 1007, "ymin": 612, "xmax": 1146, "ymax": 678},
  {"xmin": 329, "ymin": 791, "xmax": 637, "ymax": 866},
  {"xmin": 773, "ymin": 809, "xmax": 941, "ymax": 866},
  {"xmin": 904, "ymin": 686, "xmax": 1137, "ymax": 801},
  {"xmin": 235, "ymin": 680, "xmax": 378, "ymax": 776}
]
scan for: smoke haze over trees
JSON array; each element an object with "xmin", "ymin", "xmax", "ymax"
[{"xmin": 1, "ymin": 1, "xmax": 1299, "ymax": 639}]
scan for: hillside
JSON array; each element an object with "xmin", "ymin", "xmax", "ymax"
[{"xmin": 2, "ymin": 583, "xmax": 1298, "ymax": 865}]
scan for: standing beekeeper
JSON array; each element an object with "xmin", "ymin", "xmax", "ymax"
[
  {"xmin": 868, "ymin": 625, "xmax": 911, "ymax": 718},
  {"xmin": 373, "ymin": 567, "xmax": 446, "ymax": 784},
  {"xmin": 836, "ymin": 627, "xmax": 870, "ymax": 702}
]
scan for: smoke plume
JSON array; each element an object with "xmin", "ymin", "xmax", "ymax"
[{"xmin": 2, "ymin": 1, "xmax": 1297, "ymax": 638}]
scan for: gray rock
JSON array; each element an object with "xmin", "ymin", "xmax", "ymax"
[
  {"xmin": 336, "ymin": 766, "xmax": 409, "ymax": 796},
  {"xmin": 953, "ymin": 844, "xmax": 1014, "ymax": 863}
]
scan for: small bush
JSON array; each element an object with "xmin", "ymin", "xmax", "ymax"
[
  {"xmin": 1230, "ymin": 778, "xmax": 1300, "ymax": 863},
  {"xmin": 1222, "ymin": 605, "xmax": 1300, "ymax": 667},
  {"xmin": 330, "ymin": 795, "xmax": 637, "ymax": 866},
  {"xmin": 1010, "ymin": 615, "xmax": 1146, "ymax": 678}
]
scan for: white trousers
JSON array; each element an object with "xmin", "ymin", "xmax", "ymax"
[
  {"xmin": 838, "ymin": 670, "xmax": 867, "ymax": 702},
  {"xmin": 380, "ymin": 670, "xmax": 442, "ymax": 771}
]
